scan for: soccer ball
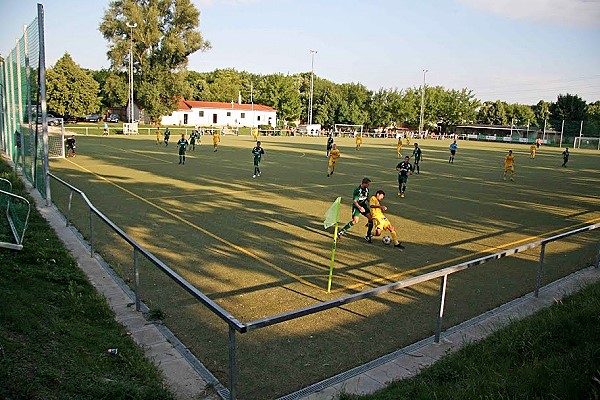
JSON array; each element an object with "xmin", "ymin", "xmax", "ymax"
[{"xmin": 382, "ymin": 236, "xmax": 392, "ymax": 245}]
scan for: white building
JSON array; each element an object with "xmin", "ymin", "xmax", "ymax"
[{"xmin": 161, "ymin": 99, "xmax": 277, "ymax": 128}]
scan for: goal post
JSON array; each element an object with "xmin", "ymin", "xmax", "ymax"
[
  {"xmin": 48, "ymin": 120, "xmax": 65, "ymax": 159},
  {"xmin": 573, "ymin": 136, "xmax": 600, "ymax": 150},
  {"xmin": 334, "ymin": 124, "xmax": 363, "ymax": 136}
]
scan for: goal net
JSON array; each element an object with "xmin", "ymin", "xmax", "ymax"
[
  {"xmin": 48, "ymin": 121, "xmax": 66, "ymax": 159},
  {"xmin": 334, "ymin": 124, "xmax": 363, "ymax": 137},
  {"xmin": 573, "ymin": 136, "xmax": 600, "ymax": 150}
]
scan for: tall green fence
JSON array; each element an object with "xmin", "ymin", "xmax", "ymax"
[{"xmin": 0, "ymin": 4, "xmax": 49, "ymax": 200}]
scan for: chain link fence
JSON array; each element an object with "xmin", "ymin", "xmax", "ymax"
[{"xmin": 0, "ymin": 4, "xmax": 49, "ymax": 200}]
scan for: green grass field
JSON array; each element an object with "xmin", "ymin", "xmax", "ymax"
[{"xmin": 48, "ymin": 133, "xmax": 600, "ymax": 398}]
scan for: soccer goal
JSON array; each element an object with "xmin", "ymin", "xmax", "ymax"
[
  {"xmin": 48, "ymin": 122, "xmax": 66, "ymax": 159},
  {"xmin": 574, "ymin": 136, "xmax": 600, "ymax": 150},
  {"xmin": 334, "ymin": 124, "xmax": 363, "ymax": 137}
]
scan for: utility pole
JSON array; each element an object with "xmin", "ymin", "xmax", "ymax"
[
  {"xmin": 126, "ymin": 22, "xmax": 137, "ymax": 124},
  {"xmin": 309, "ymin": 50, "xmax": 317, "ymax": 125},
  {"xmin": 419, "ymin": 69, "xmax": 428, "ymax": 137}
]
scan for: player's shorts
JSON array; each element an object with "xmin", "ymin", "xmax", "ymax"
[
  {"xmin": 351, "ymin": 203, "xmax": 370, "ymax": 218},
  {"xmin": 178, "ymin": 148, "xmax": 186, "ymax": 155},
  {"xmin": 450, "ymin": 150, "xmax": 456, "ymax": 155},
  {"xmin": 254, "ymin": 158, "xmax": 261, "ymax": 166},
  {"xmin": 503, "ymin": 165, "xmax": 514, "ymax": 173},
  {"xmin": 398, "ymin": 175, "xmax": 409, "ymax": 184},
  {"xmin": 373, "ymin": 217, "xmax": 391, "ymax": 231}
]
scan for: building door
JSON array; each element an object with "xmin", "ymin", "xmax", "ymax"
[
  {"xmin": 184, "ymin": 113, "xmax": 188, "ymax": 125},
  {"xmin": 213, "ymin": 114, "xmax": 218, "ymax": 124}
]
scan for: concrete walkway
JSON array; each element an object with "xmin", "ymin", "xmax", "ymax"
[
  {"xmin": 285, "ymin": 265, "xmax": 600, "ymax": 400},
  {"xmin": 26, "ymin": 178, "xmax": 599, "ymax": 400},
  {"xmin": 26, "ymin": 184, "xmax": 221, "ymax": 400}
]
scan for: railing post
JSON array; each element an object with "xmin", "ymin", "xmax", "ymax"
[
  {"xmin": 535, "ymin": 243, "xmax": 546, "ymax": 297},
  {"xmin": 89, "ymin": 207, "xmax": 94, "ymax": 257},
  {"xmin": 66, "ymin": 189, "xmax": 73, "ymax": 226},
  {"xmin": 434, "ymin": 274, "xmax": 448, "ymax": 343},
  {"xmin": 133, "ymin": 247, "xmax": 140, "ymax": 311},
  {"xmin": 228, "ymin": 325, "xmax": 238, "ymax": 400}
]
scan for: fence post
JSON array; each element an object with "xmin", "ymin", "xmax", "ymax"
[
  {"xmin": 228, "ymin": 325, "xmax": 238, "ymax": 400},
  {"xmin": 89, "ymin": 207, "xmax": 94, "ymax": 257},
  {"xmin": 133, "ymin": 247, "xmax": 140, "ymax": 311},
  {"xmin": 66, "ymin": 189, "xmax": 73, "ymax": 226},
  {"xmin": 535, "ymin": 243, "xmax": 546, "ymax": 297},
  {"xmin": 434, "ymin": 274, "xmax": 448, "ymax": 343}
]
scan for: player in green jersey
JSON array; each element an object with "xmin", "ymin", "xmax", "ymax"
[
  {"xmin": 337, "ymin": 177, "xmax": 374, "ymax": 242},
  {"xmin": 252, "ymin": 141, "xmax": 265, "ymax": 178},
  {"xmin": 412, "ymin": 143, "xmax": 423, "ymax": 174},
  {"xmin": 177, "ymin": 134, "xmax": 188, "ymax": 164}
]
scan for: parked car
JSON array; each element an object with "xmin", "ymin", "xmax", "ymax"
[
  {"xmin": 36, "ymin": 113, "xmax": 62, "ymax": 126},
  {"xmin": 107, "ymin": 114, "xmax": 120, "ymax": 123},
  {"xmin": 86, "ymin": 114, "xmax": 102, "ymax": 122}
]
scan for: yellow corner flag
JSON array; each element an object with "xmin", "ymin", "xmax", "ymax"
[
  {"xmin": 324, "ymin": 197, "xmax": 342, "ymax": 292},
  {"xmin": 324, "ymin": 197, "xmax": 342, "ymax": 229}
]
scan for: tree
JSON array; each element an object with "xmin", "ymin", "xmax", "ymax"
[
  {"xmin": 46, "ymin": 53, "xmax": 101, "ymax": 117},
  {"xmin": 99, "ymin": 0, "xmax": 210, "ymax": 121},
  {"xmin": 93, "ymin": 69, "xmax": 129, "ymax": 109},
  {"xmin": 534, "ymin": 100, "xmax": 551, "ymax": 127},
  {"xmin": 477, "ymin": 100, "xmax": 508, "ymax": 125},
  {"xmin": 256, "ymin": 74, "xmax": 302, "ymax": 126},
  {"xmin": 505, "ymin": 103, "xmax": 535, "ymax": 126},
  {"xmin": 551, "ymin": 93, "xmax": 587, "ymax": 121}
]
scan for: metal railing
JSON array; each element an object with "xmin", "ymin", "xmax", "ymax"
[
  {"xmin": 0, "ymin": 186, "xmax": 31, "ymax": 251},
  {"xmin": 48, "ymin": 172, "xmax": 600, "ymax": 399}
]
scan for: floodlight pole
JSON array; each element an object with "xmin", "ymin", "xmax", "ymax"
[
  {"xmin": 126, "ymin": 22, "xmax": 137, "ymax": 124},
  {"xmin": 419, "ymin": 69, "xmax": 428, "ymax": 137},
  {"xmin": 309, "ymin": 50, "xmax": 317, "ymax": 125}
]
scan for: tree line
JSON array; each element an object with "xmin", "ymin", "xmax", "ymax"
[{"xmin": 42, "ymin": 0, "xmax": 600, "ymax": 137}]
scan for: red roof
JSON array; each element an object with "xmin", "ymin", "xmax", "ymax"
[{"xmin": 177, "ymin": 99, "xmax": 276, "ymax": 112}]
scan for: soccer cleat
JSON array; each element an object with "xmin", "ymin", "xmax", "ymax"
[
  {"xmin": 327, "ymin": 174, "xmax": 330, "ymax": 177},
  {"xmin": 394, "ymin": 243, "xmax": 405, "ymax": 249},
  {"xmin": 257, "ymin": 173, "xmax": 261, "ymax": 177},
  {"xmin": 337, "ymin": 231, "xmax": 344, "ymax": 239},
  {"xmin": 252, "ymin": 175, "xmax": 256, "ymax": 178},
  {"xmin": 398, "ymin": 192, "xmax": 402, "ymax": 196},
  {"xmin": 365, "ymin": 236, "xmax": 372, "ymax": 243},
  {"xmin": 400, "ymin": 193, "xmax": 405, "ymax": 198}
]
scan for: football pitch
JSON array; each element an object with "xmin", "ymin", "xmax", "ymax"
[{"xmin": 49, "ymin": 133, "xmax": 600, "ymax": 397}]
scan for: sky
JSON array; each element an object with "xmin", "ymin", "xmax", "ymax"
[{"xmin": 1, "ymin": 0, "xmax": 599, "ymax": 105}]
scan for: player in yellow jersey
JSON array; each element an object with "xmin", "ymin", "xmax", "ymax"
[
  {"xmin": 212, "ymin": 130, "xmax": 220, "ymax": 152},
  {"xmin": 355, "ymin": 133, "xmax": 362, "ymax": 150},
  {"xmin": 405, "ymin": 133, "xmax": 411, "ymax": 146},
  {"xmin": 252, "ymin": 127, "xmax": 259, "ymax": 142},
  {"xmin": 369, "ymin": 190, "xmax": 404, "ymax": 248},
  {"xmin": 529, "ymin": 144, "xmax": 536, "ymax": 159},
  {"xmin": 396, "ymin": 135, "xmax": 403, "ymax": 158},
  {"xmin": 327, "ymin": 143, "xmax": 341, "ymax": 176},
  {"xmin": 155, "ymin": 127, "xmax": 161, "ymax": 145},
  {"xmin": 503, "ymin": 150, "xmax": 515, "ymax": 181}
]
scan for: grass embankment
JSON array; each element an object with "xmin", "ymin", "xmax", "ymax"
[
  {"xmin": 343, "ymin": 275, "xmax": 600, "ymax": 400},
  {"xmin": 0, "ymin": 160, "xmax": 174, "ymax": 400}
]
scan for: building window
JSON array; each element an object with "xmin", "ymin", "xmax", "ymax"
[
  {"xmin": 227, "ymin": 111, "xmax": 231, "ymax": 117},
  {"xmin": 184, "ymin": 113, "xmax": 189, "ymax": 125},
  {"xmin": 199, "ymin": 111, "xmax": 204, "ymax": 117},
  {"xmin": 257, "ymin": 116, "xmax": 261, "ymax": 121},
  {"xmin": 241, "ymin": 112, "xmax": 245, "ymax": 118}
]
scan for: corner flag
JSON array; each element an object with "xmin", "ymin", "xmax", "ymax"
[
  {"xmin": 324, "ymin": 197, "xmax": 341, "ymax": 229},
  {"xmin": 324, "ymin": 197, "xmax": 341, "ymax": 292}
]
